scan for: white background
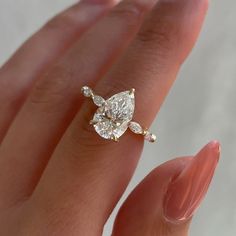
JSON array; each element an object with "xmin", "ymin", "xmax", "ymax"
[{"xmin": 0, "ymin": 0, "xmax": 235, "ymax": 235}]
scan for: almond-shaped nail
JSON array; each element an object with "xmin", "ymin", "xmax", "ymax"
[{"xmin": 163, "ymin": 140, "xmax": 220, "ymax": 223}]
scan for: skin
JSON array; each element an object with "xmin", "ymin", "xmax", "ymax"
[{"xmin": 0, "ymin": 0, "xmax": 220, "ymax": 235}]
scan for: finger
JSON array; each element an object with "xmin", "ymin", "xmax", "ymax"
[
  {"xmin": 0, "ymin": 0, "xmax": 120, "ymax": 142},
  {"xmin": 29, "ymin": 0, "xmax": 209, "ymax": 234},
  {"xmin": 113, "ymin": 141, "xmax": 220, "ymax": 236},
  {"xmin": 0, "ymin": 0, "xmax": 157, "ymax": 208}
]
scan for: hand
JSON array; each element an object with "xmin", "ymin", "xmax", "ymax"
[{"xmin": 0, "ymin": 0, "xmax": 220, "ymax": 235}]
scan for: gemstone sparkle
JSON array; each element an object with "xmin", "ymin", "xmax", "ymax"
[
  {"xmin": 93, "ymin": 95, "xmax": 106, "ymax": 107},
  {"xmin": 81, "ymin": 86, "xmax": 93, "ymax": 97},
  {"xmin": 93, "ymin": 91, "xmax": 135, "ymax": 140},
  {"xmin": 129, "ymin": 121, "xmax": 143, "ymax": 134},
  {"xmin": 144, "ymin": 132, "xmax": 157, "ymax": 143}
]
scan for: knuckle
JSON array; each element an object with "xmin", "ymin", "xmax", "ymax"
[
  {"xmin": 29, "ymin": 65, "xmax": 72, "ymax": 113},
  {"xmin": 135, "ymin": 19, "xmax": 179, "ymax": 65},
  {"xmin": 109, "ymin": 3, "xmax": 143, "ymax": 25},
  {"xmin": 137, "ymin": 22, "xmax": 176, "ymax": 53}
]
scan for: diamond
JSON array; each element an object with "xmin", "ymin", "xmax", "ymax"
[
  {"xmin": 129, "ymin": 121, "xmax": 143, "ymax": 134},
  {"xmin": 93, "ymin": 91, "xmax": 135, "ymax": 140},
  {"xmin": 144, "ymin": 132, "xmax": 157, "ymax": 143},
  {"xmin": 94, "ymin": 119, "xmax": 114, "ymax": 139},
  {"xmin": 106, "ymin": 91, "xmax": 135, "ymax": 121},
  {"xmin": 81, "ymin": 86, "xmax": 93, "ymax": 97},
  {"xmin": 93, "ymin": 95, "xmax": 105, "ymax": 107}
]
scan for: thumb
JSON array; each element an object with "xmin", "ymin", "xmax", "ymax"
[{"xmin": 112, "ymin": 141, "xmax": 220, "ymax": 236}]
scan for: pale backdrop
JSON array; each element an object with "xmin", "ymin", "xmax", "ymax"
[{"xmin": 0, "ymin": 0, "xmax": 235, "ymax": 235}]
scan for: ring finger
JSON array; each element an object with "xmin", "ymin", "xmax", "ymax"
[{"xmin": 28, "ymin": 0, "xmax": 209, "ymax": 235}]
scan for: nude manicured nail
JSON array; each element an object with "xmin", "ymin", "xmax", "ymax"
[{"xmin": 164, "ymin": 141, "xmax": 220, "ymax": 223}]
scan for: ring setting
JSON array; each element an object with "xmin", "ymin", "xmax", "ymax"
[{"xmin": 81, "ymin": 86, "xmax": 156, "ymax": 143}]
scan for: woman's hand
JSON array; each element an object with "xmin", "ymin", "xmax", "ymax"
[{"xmin": 0, "ymin": 0, "xmax": 220, "ymax": 235}]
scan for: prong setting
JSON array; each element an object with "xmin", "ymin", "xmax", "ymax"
[
  {"xmin": 89, "ymin": 120, "xmax": 97, "ymax": 125},
  {"xmin": 111, "ymin": 135, "xmax": 119, "ymax": 142},
  {"xmin": 129, "ymin": 88, "xmax": 135, "ymax": 95}
]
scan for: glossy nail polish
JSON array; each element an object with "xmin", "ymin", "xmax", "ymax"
[{"xmin": 163, "ymin": 141, "xmax": 220, "ymax": 223}]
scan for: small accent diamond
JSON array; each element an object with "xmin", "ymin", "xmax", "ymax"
[
  {"xmin": 93, "ymin": 95, "xmax": 105, "ymax": 107},
  {"xmin": 81, "ymin": 86, "xmax": 93, "ymax": 97},
  {"xmin": 144, "ymin": 132, "xmax": 157, "ymax": 143},
  {"xmin": 129, "ymin": 121, "xmax": 143, "ymax": 134}
]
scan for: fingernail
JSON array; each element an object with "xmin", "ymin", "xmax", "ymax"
[{"xmin": 163, "ymin": 140, "xmax": 221, "ymax": 223}]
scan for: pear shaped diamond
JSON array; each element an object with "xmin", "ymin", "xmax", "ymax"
[
  {"xmin": 81, "ymin": 86, "xmax": 156, "ymax": 143},
  {"xmin": 93, "ymin": 91, "xmax": 135, "ymax": 140}
]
